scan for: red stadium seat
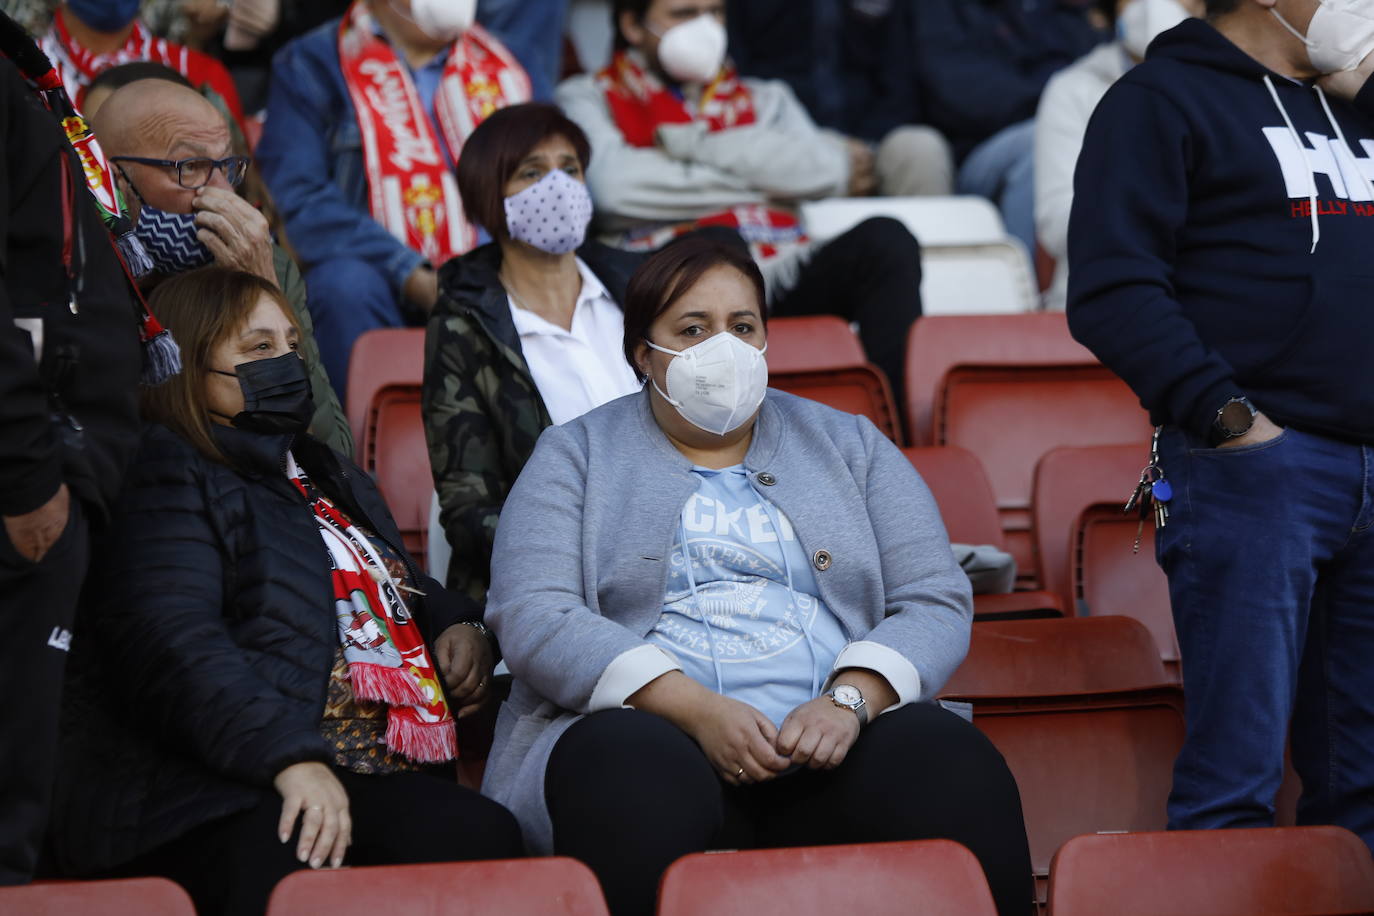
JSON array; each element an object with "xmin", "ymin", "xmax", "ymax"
[
  {"xmin": 0, "ymin": 878, "xmax": 196, "ymax": 914},
  {"xmin": 904, "ymin": 314, "xmax": 1151, "ymax": 587},
  {"xmin": 657, "ymin": 841, "xmax": 998, "ymax": 916},
  {"xmin": 1047, "ymin": 827, "xmax": 1374, "ymax": 916},
  {"xmin": 266, "ymin": 858, "xmax": 610, "ymax": 916},
  {"xmin": 902, "ymin": 446, "xmax": 1064, "ymax": 619},
  {"xmin": 345, "ymin": 328, "xmax": 431, "ymax": 563},
  {"xmin": 765, "ymin": 316, "xmax": 903, "ymax": 443},
  {"xmin": 1032, "ymin": 445, "xmax": 1180, "ymax": 681},
  {"xmin": 940, "ymin": 617, "xmax": 1184, "ymax": 904}
]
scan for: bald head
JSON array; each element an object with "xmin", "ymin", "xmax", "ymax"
[{"xmin": 94, "ymin": 79, "xmax": 235, "ymax": 216}]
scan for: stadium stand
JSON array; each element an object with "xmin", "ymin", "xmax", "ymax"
[{"xmin": 0, "ymin": 877, "xmax": 196, "ymax": 914}]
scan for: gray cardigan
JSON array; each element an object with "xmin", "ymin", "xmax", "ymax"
[{"xmin": 481, "ymin": 389, "xmax": 973, "ymax": 852}]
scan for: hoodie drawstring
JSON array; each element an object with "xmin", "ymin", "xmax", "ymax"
[
  {"xmin": 678, "ymin": 517, "xmax": 726, "ymax": 696},
  {"xmin": 1264, "ymin": 74, "xmax": 1320, "ymax": 253}
]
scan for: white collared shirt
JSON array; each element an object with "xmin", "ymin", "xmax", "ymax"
[{"xmin": 508, "ymin": 257, "xmax": 642, "ymax": 426}]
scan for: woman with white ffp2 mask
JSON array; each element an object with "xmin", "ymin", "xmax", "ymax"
[{"xmin": 616, "ymin": 0, "xmax": 729, "ymax": 85}]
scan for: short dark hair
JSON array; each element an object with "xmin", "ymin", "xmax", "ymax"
[
  {"xmin": 621, "ymin": 234, "xmax": 767, "ymax": 381},
  {"xmin": 456, "ymin": 102, "xmax": 592, "ymax": 238},
  {"xmin": 612, "ymin": 0, "xmax": 652, "ymax": 50},
  {"xmin": 88, "ymin": 60, "xmax": 193, "ymax": 96},
  {"xmin": 1204, "ymin": 0, "xmax": 1241, "ymax": 17}
]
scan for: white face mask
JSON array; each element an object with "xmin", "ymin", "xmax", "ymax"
[
  {"xmin": 1118, "ymin": 0, "xmax": 1191, "ymax": 60},
  {"xmin": 1272, "ymin": 0, "xmax": 1374, "ymax": 74},
  {"xmin": 645, "ymin": 332, "xmax": 768, "ymax": 436},
  {"xmin": 391, "ymin": 0, "xmax": 476, "ymax": 43},
  {"xmin": 653, "ymin": 14, "xmax": 728, "ymax": 85}
]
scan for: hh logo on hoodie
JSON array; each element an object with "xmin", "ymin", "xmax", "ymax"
[{"xmin": 1263, "ymin": 127, "xmax": 1374, "ymax": 215}]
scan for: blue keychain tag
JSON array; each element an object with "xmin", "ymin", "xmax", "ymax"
[{"xmin": 1152, "ymin": 478, "xmax": 1173, "ymax": 503}]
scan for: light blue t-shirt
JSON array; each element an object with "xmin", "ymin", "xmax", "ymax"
[{"xmin": 647, "ymin": 466, "xmax": 850, "ymax": 728}]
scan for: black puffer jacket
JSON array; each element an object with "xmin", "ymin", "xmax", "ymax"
[{"xmin": 53, "ymin": 423, "xmax": 479, "ymax": 874}]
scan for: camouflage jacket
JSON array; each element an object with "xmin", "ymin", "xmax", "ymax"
[{"xmin": 423, "ymin": 242, "xmax": 642, "ymax": 604}]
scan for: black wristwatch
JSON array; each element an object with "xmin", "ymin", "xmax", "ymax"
[{"xmin": 1211, "ymin": 396, "xmax": 1258, "ymax": 445}]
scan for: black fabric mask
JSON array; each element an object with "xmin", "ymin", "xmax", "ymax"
[{"xmin": 210, "ymin": 353, "xmax": 314, "ymax": 435}]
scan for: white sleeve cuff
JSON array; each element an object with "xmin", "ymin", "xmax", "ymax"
[
  {"xmin": 587, "ymin": 644, "xmax": 683, "ymax": 713},
  {"xmin": 827, "ymin": 641, "xmax": 923, "ymax": 716}
]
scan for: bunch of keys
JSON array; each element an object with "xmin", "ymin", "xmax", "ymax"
[{"xmin": 1123, "ymin": 427, "xmax": 1172, "ymax": 553}]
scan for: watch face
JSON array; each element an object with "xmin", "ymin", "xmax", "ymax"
[{"xmin": 831, "ymin": 685, "xmax": 862, "ymax": 707}]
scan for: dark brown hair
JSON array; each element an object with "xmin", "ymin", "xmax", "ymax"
[
  {"xmin": 621, "ymin": 234, "xmax": 767, "ymax": 381},
  {"xmin": 142, "ymin": 267, "xmax": 298, "ymax": 465},
  {"xmin": 612, "ymin": 0, "xmax": 653, "ymax": 49},
  {"xmin": 456, "ymin": 102, "xmax": 592, "ymax": 239}
]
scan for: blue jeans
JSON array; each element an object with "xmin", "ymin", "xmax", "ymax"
[
  {"xmin": 1155, "ymin": 425, "xmax": 1374, "ymax": 851},
  {"xmin": 304, "ymin": 258, "xmax": 403, "ymax": 402},
  {"xmin": 956, "ymin": 119, "xmax": 1036, "ymax": 257}
]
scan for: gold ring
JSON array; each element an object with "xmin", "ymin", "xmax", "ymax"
[{"xmin": 735, "ymin": 767, "xmax": 745, "ymax": 777}]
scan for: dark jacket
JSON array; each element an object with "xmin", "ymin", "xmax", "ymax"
[
  {"xmin": 912, "ymin": 0, "xmax": 1103, "ymax": 158},
  {"xmin": 0, "ymin": 54, "xmax": 141, "ymax": 522},
  {"xmin": 422, "ymin": 241, "xmax": 642, "ymax": 604},
  {"xmin": 53, "ymin": 423, "xmax": 478, "ymax": 874},
  {"xmin": 1068, "ymin": 19, "xmax": 1374, "ymax": 443}
]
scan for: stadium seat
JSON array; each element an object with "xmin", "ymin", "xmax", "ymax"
[
  {"xmin": 939, "ymin": 617, "xmax": 1185, "ymax": 903},
  {"xmin": 765, "ymin": 315, "xmax": 903, "ymax": 442},
  {"xmin": 345, "ymin": 328, "xmax": 431, "ymax": 563},
  {"xmin": 904, "ymin": 314, "xmax": 1152, "ymax": 587},
  {"xmin": 0, "ymin": 878, "xmax": 196, "ymax": 914},
  {"xmin": 801, "ymin": 195, "xmax": 1007, "ymax": 247},
  {"xmin": 266, "ymin": 858, "xmax": 610, "ymax": 916},
  {"xmin": 1032, "ymin": 445, "xmax": 1180, "ymax": 681},
  {"xmin": 1046, "ymin": 827, "xmax": 1374, "ymax": 916},
  {"xmin": 902, "ymin": 446, "xmax": 1064, "ymax": 618},
  {"xmin": 657, "ymin": 840, "xmax": 998, "ymax": 916}
]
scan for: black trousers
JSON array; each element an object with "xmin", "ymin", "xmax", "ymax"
[
  {"xmin": 0, "ymin": 499, "xmax": 88, "ymax": 885},
  {"xmin": 545, "ymin": 704, "xmax": 1033, "ymax": 916},
  {"xmin": 771, "ymin": 216, "xmax": 923, "ymax": 401},
  {"xmin": 123, "ymin": 767, "xmax": 523, "ymax": 916}
]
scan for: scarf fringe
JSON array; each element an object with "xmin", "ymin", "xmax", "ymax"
[
  {"xmin": 140, "ymin": 328, "xmax": 182, "ymax": 386},
  {"xmin": 385, "ymin": 714, "xmax": 458, "ymax": 763},
  {"xmin": 116, "ymin": 230, "xmax": 154, "ymax": 278},
  {"xmin": 349, "ymin": 661, "xmax": 429, "ymax": 707}
]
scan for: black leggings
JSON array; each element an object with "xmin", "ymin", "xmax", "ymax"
[
  {"xmin": 545, "ymin": 704, "xmax": 1032, "ymax": 916},
  {"xmin": 770, "ymin": 216, "xmax": 923, "ymax": 400},
  {"xmin": 121, "ymin": 767, "xmax": 522, "ymax": 916}
]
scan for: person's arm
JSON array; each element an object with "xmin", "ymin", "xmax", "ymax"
[
  {"xmin": 93, "ymin": 438, "xmax": 333, "ymax": 786},
  {"xmin": 257, "ymin": 37, "xmax": 423, "ymax": 296},
  {"xmin": 1033, "ymin": 68, "xmax": 1094, "ymax": 263},
  {"xmin": 1066, "ymin": 80, "xmax": 1241, "ymax": 439},
  {"xmin": 556, "ymin": 74, "xmax": 769, "ymax": 223},
  {"xmin": 653, "ymin": 79, "xmax": 850, "ymax": 202},
  {"xmin": 273, "ymin": 247, "xmax": 354, "ymax": 457}
]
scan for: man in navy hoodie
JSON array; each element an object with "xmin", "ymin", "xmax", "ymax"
[{"xmin": 1068, "ymin": 0, "xmax": 1374, "ymax": 851}]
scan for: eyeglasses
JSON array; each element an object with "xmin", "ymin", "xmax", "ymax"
[{"xmin": 110, "ymin": 155, "xmax": 250, "ymax": 189}]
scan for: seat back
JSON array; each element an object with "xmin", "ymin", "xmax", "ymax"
[
  {"xmin": 0, "ymin": 878, "xmax": 196, "ymax": 915},
  {"xmin": 766, "ymin": 316, "xmax": 903, "ymax": 442},
  {"xmin": 1047, "ymin": 827, "xmax": 1374, "ymax": 916},
  {"xmin": 1033, "ymin": 445, "xmax": 1179, "ymax": 679},
  {"xmin": 345, "ymin": 327, "xmax": 427, "ymax": 447},
  {"xmin": 920, "ymin": 243, "xmax": 1039, "ymax": 314},
  {"xmin": 266, "ymin": 858, "xmax": 610, "ymax": 916},
  {"xmin": 800, "ymin": 195, "xmax": 1008, "ymax": 247},
  {"xmin": 900, "ymin": 446, "xmax": 1005, "ymax": 548},
  {"xmin": 657, "ymin": 840, "xmax": 998, "ymax": 916}
]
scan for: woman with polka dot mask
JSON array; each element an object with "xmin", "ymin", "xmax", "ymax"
[{"xmin": 424, "ymin": 103, "xmax": 646, "ymax": 604}]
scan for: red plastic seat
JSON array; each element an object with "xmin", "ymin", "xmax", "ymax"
[
  {"xmin": 345, "ymin": 328, "xmax": 431, "ymax": 563},
  {"xmin": 1047, "ymin": 826, "xmax": 1374, "ymax": 916},
  {"xmin": 657, "ymin": 840, "xmax": 998, "ymax": 916},
  {"xmin": 0, "ymin": 878, "xmax": 196, "ymax": 914},
  {"xmin": 902, "ymin": 446, "xmax": 1064, "ymax": 619},
  {"xmin": 904, "ymin": 314, "xmax": 1152, "ymax": 586},
  {"xmin": 266, "ymin": 858, "xmax": 609, "ymax": 916},
  {"xmin": 940, "ymin": 617, "xmax": 1184, "ymax": 903},
  {"xmin": 766, "ymin": 316, "xmax": 903, "ymax": 443},
  {"xmin": 1032, "ymin": 445, "xmax": 1180, "ymax": 681}
]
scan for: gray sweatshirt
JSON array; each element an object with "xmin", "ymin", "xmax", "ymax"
[{"xmin": 481, "ymin": 389, "xmax": 972, "ymax": 852}]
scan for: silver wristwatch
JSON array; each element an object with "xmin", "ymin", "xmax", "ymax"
[{"xmin": 826, "ymin": 684, "xmax": 868, "ymax": 726}]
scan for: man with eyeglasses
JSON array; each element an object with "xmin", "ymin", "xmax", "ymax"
[{"xmin": 91, "ymin": 76, "xmax": 353, "ymax": 456}]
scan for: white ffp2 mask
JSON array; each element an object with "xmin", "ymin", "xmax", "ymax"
[
  {"xmin": 654, "ymin": 14, "xmax": 728, "ymax": 85},
  {"xmin": 1272, "ymin": 0, "xmax": 1374, "ymax": 74},
  {"xmin": 645, "ymin": 332, "xmax": 768, "ymax": 436},
  {"xmin": 392, "ymin": 0, "xmax": 476, "ymax": 43}
]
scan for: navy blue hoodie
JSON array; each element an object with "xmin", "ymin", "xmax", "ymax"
[{"xmin": 1067, "ymin": 18, "xmax": 1374, "ymax": 443}]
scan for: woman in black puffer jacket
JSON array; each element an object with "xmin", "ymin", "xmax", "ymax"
[{"xmin": 52, "ymin": 267, "xmax": 521, "ymax": 915}]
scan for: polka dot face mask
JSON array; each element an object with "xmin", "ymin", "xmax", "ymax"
[{"xmin": 503, "ymin": 167, "xmax": 594, "ymax": 255}]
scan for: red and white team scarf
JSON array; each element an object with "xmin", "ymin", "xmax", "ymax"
[
  {"xmin": 288, "ymin": 454, "xmax": 457, "ymax": 764},
  {"xmin": 596, "ymin": 50, "xmax": 807, "ymax": 261},
  {"xmin": 42, "ymin": 7, "xmax": 193, "ymax": 105},
  {"xmin": 339, "ymin": 1, "xmax": 530, "ymax": 265}
]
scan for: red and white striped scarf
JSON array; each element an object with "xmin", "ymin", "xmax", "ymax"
[
  {"xmin": 288, "ymin": 453, "xmax": 457, "ymax": 764},
  {"xmin": 41, "ymin": 8, "xmax": 191, "ymax": 106},
  {"xmin": 338, "ymin": 1, "xmax": 530, "ymax": 265}
]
